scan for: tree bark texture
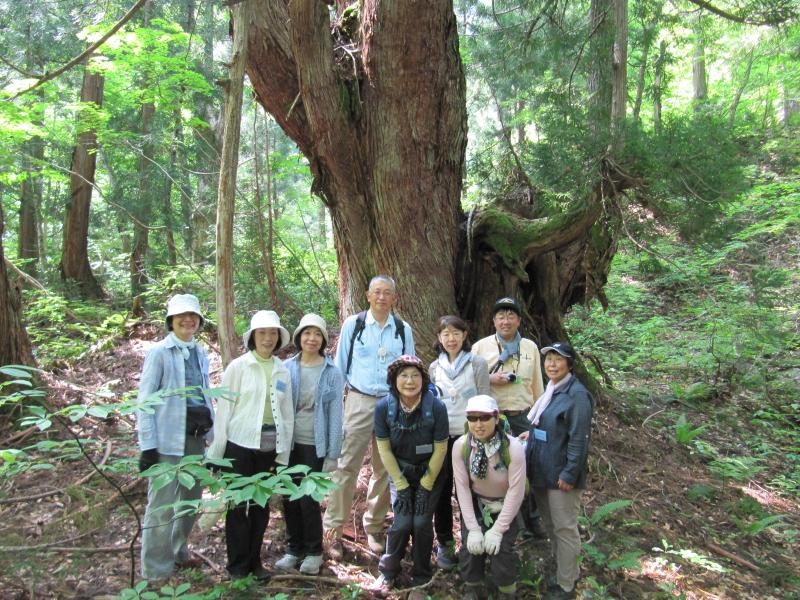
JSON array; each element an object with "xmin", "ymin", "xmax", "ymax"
[
  {"xmin": 692, "ymin": 17, "xmax": 708, "ymax": 111},
  {"xmin": 245, "ymin": 1, "xmax": 632, "ymax": 394},
  {"xmin": 215, "ymin": 0, "xmax": 250, "ymax": 367},
  {"xmin": 18, "ymin": 140, "xmax": 40, "ymax": 276},
  {"xmin": 60, "ymin": 60, "xmax": 104, "ymax": 299},
  {"xmin": 0, "ymin": 200, "xmax": 35, "ymax": 368}
]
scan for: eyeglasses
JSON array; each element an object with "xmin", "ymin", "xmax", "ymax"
[{"xmin": 466, "ymin": 414, "xmax": 495, "ymax": 422}]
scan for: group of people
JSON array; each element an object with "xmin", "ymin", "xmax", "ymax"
[{"xmin": 135, "ymin": 276, "xmax": 594, "ymax": 600}]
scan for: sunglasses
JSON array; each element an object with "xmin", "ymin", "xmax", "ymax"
[{"xmin": 466, "ymin": 414, "xmax": 495, "ymax": 422}]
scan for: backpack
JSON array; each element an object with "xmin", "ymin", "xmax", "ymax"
[
  {"xmin": 385, "ymin": 385, "xmax": 441, "ymax": 433},
  {"xmin": 345, "ymin": 310, "xmax": 407, "ymax": 375},
  {"xmin": 461, "ymin": 417, "xmax": 530, "ymax": 494}
]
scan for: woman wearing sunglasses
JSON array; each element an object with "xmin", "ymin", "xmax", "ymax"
[{"xmin": 452, "ymin": 395, "xmax": 526, "ymax": 600}]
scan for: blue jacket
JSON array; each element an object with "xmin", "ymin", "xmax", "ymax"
[
  {"xmin": 525, "ymin": 376, "xmax": 593, "ymax": 489},
  {"xmin": 136, "ymin": 336, "xmax": 214, "ymax": 456},
  {"xmin": 285, "ymin": 354, "xmax": 344, "ymax": 460}
]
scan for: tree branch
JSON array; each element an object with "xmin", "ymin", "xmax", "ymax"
[
  {"xmin": 10, "ymin": 0, "xmax": 149, "ymax": 99},
  {"xmin": 685, "ymin": 0, "xmax": 797, "ymax": 25}
]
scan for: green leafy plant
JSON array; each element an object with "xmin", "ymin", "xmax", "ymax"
[{"xmin": 674, "ymin": 414, "xmax": 707, "ymax": 445}]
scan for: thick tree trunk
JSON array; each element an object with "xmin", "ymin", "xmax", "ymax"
[
  {"xmin": 60, "ymin": 60, "xmax": 104, "ymax": 299},
  {"xmin": 245, "ymin": 1, "xmax": 630, "ymax": 394},
  {"xmin": 18, "ymin": 140, "xmax": 40, "ymax": 276},
  {"xmin": 215, "ymin": 0, "xmax": 250, "ymax": 367},
  {"xmin": 611, "ymin": 0, "xmax": 628, "ymax": 141},
  {"xmin": 0, "ymin": 200, "xmax": 35, "ymax": 368}
]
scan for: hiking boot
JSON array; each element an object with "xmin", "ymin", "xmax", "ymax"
[
  {"xmin": 436, "ymin": 542, "xmax": 457, "ymax": 570},
  {"xmin": 299, "ymin": 554, "xmax": 323, "ymax": 575},
  {"xmin": 366, "ymin": 532, "xmax": 386, "ymax": 553},
  {"xmin": 174, "ymin": 556, "xmax": 204, "ymax": 570},
  {"xmin": 274, "ymin": 553, "xmax": 300, "ymax": 571},
  {"xmin": 252, "ymin": 565, "xmax": 272, "ymax": 582},
  {"xmin": 325, "ymin": 529, "xmax": 345, "ymax": 560},
  {"xmin": 530, "ymin": 515, "xmax": 547, "ymax": 539}
]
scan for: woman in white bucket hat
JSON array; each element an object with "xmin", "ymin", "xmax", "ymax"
[
  {"xmin": 136, "ymin": 294, "xmax": 214, "ymax": 582},
  {"xmin": 274, "ymin": 314, "xmax": 344, "ymax": 575},
  {"xmin": 207, "ymin": 310, "xmax": 294, "ymax": 581}
]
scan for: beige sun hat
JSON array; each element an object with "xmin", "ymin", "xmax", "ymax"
[
  {"xmin": 242, "ymin": 310, "xmax": 290, "ymax": 350},
  {"xmin": 165, "ymin": 294, "xmax": 204, "ymax": 330},
  {"xmin": 292, "ymin": 313, "xmax": 330, "ymax": 347}
]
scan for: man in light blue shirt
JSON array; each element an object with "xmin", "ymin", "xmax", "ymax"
[{"xmin": 324, "ymin": 275, "xmax": 415, "ymax": 557}]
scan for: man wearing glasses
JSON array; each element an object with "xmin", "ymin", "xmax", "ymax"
[
  {"xmin": 473, "ymin": 297, "xmax": 546, "ymax": 537},
  {"xmin": 324, "ymin": 275, "xmax": 416, "ymax": 558}
]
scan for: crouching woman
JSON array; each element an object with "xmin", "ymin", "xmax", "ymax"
[
  {"xmin": 373, "ymin": 355, "xmax": 449, "ymax": 588},
  {"xmin": 453, "ymin": 395, "xmax": 526, "ymax": 600}
]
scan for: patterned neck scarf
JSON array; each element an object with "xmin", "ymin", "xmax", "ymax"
[
  {"xmin": 169, "ymin": 332, "xmax": 196, "ymax": 360},
  {"xmin": 496, "ymin": 332, "xmax": 521, "ymax": 365},
  {"xmin": 470, "ymin": 430, "xmax": 502, "ymax": 480},
  {"xmin": 438, "ymin": 350, "xmax": 472, "ymax": 380}
]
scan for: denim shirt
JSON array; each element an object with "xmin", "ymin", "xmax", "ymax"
[
  {"xmin": 285, "ymin": 354, "xmax": 344, "ymax": 459},
  {"xmin": 334, "ymin": 310, "xmax": 415, "ymax": 397},
  {"xmin": 525, "ymin": 376, "xmax": 593, "ymax": 489},
  {"xmin": 136, "ymin": 336, "xmax": 214, "ymax": 456}
]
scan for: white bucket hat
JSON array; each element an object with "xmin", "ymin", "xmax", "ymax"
[
  {"xmin": 292, "ymin": 313, "xmax": 330, "ymax": 347},
  {"xmin": 243, "ymin": 310, "xmax": 290, "ymax": 350},
  {"xmin": 165, "ymin": 294, "xmax": 204, "ymax": 330},
  {"xmin": 465, "ymin": 394, "xmax": 499, "ymax": 414}
]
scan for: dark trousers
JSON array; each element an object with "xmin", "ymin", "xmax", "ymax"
[
  {"xmin": 505, "ymin": 412, "xmax": 540, "ymax": 529},
  {"xmin": 459, "ymin": 495, "xmax": 519, "ymax": 588},
  {"xmin": 433, "ymin": 436, "xmax": 459, "ymax": 545},
  {"xmin": 223, "ymin": 441, "xmax": 277, "ymax": 576},
  {"xmin": 282, "ymin": 443, "xmax": 324, "ymax": 556},
  {"xmin": 379, "ymin": 471, "xmax": 446, "ymax": 581}
]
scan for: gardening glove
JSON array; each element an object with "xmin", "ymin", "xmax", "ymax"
[
  {"xmin": 414, "ymin": 486, "xmax": 430, "ymax": 516},
  {"xmin": 393, "ymin": 487, "xmax": 413, "ymax": 516},
  {"xmin": 466, "ymin": 530, "xmax": 485, "ymax": 555},
  {"xmin": 483, "ymin": 526, "xmax": 503, "ymax": 556},
  {"xmin": 139, "ymin": 449, "xmax": 159, "ymax": 473},
  {"xmin": 322, "ymin": 457, "xmax": 338, "ymax": 473}
]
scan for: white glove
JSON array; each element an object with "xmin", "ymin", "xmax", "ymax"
[
  {"xmin": 483, "ymin": 527, "xmax": 503, "ymax": 555},
  {"xmin": 322, "ymin": 457, "xmax": 338, "ymax": 473},
  {"xmin": 466, "ymin": 530, "xmax": 485, "ymax": 555}
]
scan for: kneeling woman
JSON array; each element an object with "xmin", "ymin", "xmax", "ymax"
[
  {"xmin": 207, "ymin": 311, "xmax": 294, "ymax": 581},
  {"xmin": 453, "ymin": 395, "xmax": 526, "ymax": 600},
  {"xmin": 525, "ymin": 342, "xmax": 593, "ymax": 600},
  {"xmin": 374, "ymin": 355, "xmax": 449, "ymax": 587}
]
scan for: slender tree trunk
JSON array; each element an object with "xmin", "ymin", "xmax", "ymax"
[
  {"xmin": 0, "ymin": 199, "xmax": 35, "ymax": 368},
  {"xmin": 692, "ymin": 17, "xmax": 707, "ymax": 112},
  {"xmin": 728, "ymin": 46, "xmax": 755, "ymax": 128},
  {"xmin": 588, "ymin": 0, "xmax": 613, "ymax": 149},
  {"xmin": 18, "ymin": 142, "xmax": 39, "ymax": 276},
  {"xmin": 653, "ymin": 40, "xmax": 666, "ymax": 134},
  {"xmin": 59, "ymin": 60, "xmax": 105, "ymax": 298},
  {"xmin": 610, "ymin": 0, "xmax": 628, "ymax": 143},
  {"xmin": 254, "ymin": 108, "xmax": 281, "ymax": 311},
  {"xmin": 632, "ymin": 33, "xmax": 650, "ymax": 123},
  {"xmin": 216, "ymin": 0, "xmax": 250, "ymax": 367},
  {"xmin": 163, "ymin": 109, "xmax": 183, "ymax": 267}
]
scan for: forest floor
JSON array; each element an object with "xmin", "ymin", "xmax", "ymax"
[{"xmin": 0, "ymin": 321, "xmax": 798, "ymax": 600}]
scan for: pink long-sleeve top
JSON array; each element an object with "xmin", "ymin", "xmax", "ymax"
[{"xmin": 452, "ymin": 433, "xmax": 526, "ymax": 533}]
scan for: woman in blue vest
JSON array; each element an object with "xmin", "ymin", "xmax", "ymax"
[
  {"xmin": 275, "ymin": 313, "xmax": 343, "ymax": 575},
  {"xmin": 522, "ymin": 342, "xmax": 593, "ymax": 600},
  {"xmin": 428, "ymin": 315, "xmax": 490, "ymax": 569},
  {"xmin": 373, "ymin": 355, "xmax": 449, "ymax": 589},
  {"xmin": 207, "ymin": 310, "xmax": 294, "ymax": 581}
]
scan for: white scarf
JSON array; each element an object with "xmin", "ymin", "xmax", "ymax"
[
  {"xmin": 527, "ymin": 373, "xmax": 572, "ymax": 426},
  {"xmin": 169, "ymin": 332, "xmax": 196, "ymax": 360}
]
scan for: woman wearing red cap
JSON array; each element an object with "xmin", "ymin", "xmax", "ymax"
[{"xmin": 372, "ymin": 355, "xmax": 449, "ymax": 589}]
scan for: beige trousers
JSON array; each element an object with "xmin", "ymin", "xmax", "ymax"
[
  {"xmin": 323, "ymin": 389, "xmax": 390, "ymax": 536},
  {"xmin": 533, "ymin": 487, "xmax": 583, "ymax": 592}
]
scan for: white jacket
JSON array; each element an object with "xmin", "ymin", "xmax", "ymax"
[{"xmin": 208, "ymin": 352, "xmax": 294, "ymax": 465}]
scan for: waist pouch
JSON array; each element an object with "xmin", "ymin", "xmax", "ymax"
[
  {"xmin": 186, "ymin": 405, "xmax": 213, "ymax": 436},
  {"xmin": 259, "ymin": 428, "xmax": 277, "ymax": 452}
]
